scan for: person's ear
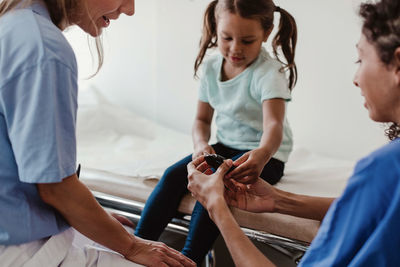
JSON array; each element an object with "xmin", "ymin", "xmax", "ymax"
[
  {"xmin": 394, "ymin": 47, "xmax": 400, "ymax": 85},
  {"xmin": 263, "ymin": 25, "xmax": 274, "ymax": 42}
]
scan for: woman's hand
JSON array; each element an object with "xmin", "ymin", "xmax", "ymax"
[
  {"xmin": 192, "ymin": 142, "xmax": 215, "ymax": 160},
  {"xmin": 125, "ymin": 236, "xmax": 196, "ymax": 267},
  {"xmin": 223, "ymin": 178, "xmax": 278, "ymax": 213},
  {"xmin": 187, "ymin": 156, "xmax": 232, "ymax": 217},
  {"xmin": 226, "ymin": 148, "xmax": 269, "ymax": 184}
]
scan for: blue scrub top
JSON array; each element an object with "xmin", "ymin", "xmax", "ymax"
[
  {"xmin": 0, "ymin": 2, "xmax": 77, "ymax": 244},
  {"xmin": 300, "ymin": 139, "xmax": 400, "ymax": 266}
]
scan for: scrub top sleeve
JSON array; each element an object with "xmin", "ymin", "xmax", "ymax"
[
  {"xmin": 299, "ymin": 157, "xmax": 395, "ymax": 266},
  {"xmin": 3, "ymin": 60, "xmax": 78, "ymax": 183}
]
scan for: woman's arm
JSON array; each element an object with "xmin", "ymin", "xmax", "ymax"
[
  {"xmin": 187, "ymin": 157, "xmax": 276, "ymax": 267},
  {"xmin": 227, "ymin": 99, "xmax": 285, "ymax": 183},
  {"xmin": 225, "ymin": 177, "xmax": 335, "ymax": 221},
  {"xmin": 210, "ymin": 200, "xmax": 276, "ymax": 267},
  {"xmin": 274, "ymin": 188, "xmax": 334, "ymax": 221},
  {"xmin": 188, "ymin": 157, "xmax": 335, "ymax": 266},
  {"xmin": 192, "ymin": 100, "xmax": 215, "ymax": 159},
  {"xmin": 37, "ymin": 175, "xmax": 195, "ymax": 267}
]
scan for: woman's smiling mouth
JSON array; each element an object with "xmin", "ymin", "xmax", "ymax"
[{"xmin": 102, "ymin": 15, "xmax": 110, "ymax": 27}]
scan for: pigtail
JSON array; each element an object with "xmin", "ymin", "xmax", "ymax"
[
  {"xmin": 194, "ymin": 0, "xmax": 219, "ymax": 77},
  {"xmin": 272, "ymin": 7, "xmax": 298, "ymax": 90}
]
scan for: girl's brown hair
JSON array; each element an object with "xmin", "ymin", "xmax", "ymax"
[
  {"xmin": 194, "ymin": 0, "xmax": 298, "ymax": 90},
  {"xmin": 0, "ymin": 0, "xmax": 104, "ymax": 75},
  {"xmin": 359, "ymin": 0, "xmax": 400, "ymax": 140}
]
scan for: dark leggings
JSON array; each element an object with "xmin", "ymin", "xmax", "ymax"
[{"xmin": 134, "ymin": 143, "xmax": 284, "ymax": 264}]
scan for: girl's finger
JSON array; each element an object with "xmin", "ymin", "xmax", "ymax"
[
  {"xmin": 230, "ymin": 168, "xmax": 252, "ymax": 180},
  {"xmin": 233, "ymin": 154, "xmax": 249, "ymax": 166}
]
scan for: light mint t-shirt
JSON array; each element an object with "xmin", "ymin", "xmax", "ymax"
[{"xmin": 198, "ymin": 48, "xmax": 293, "ymax": 162}]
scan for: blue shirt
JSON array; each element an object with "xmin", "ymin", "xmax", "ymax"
[
  {"xmin": 0, "ymin": 2, "xmax": 77, "ymax": 245},
  {"xmin": 198, "ymin": 48, "xmax": 293, "ymax": 162},
  {"xmin": 300, "ymin": 139, "xmax": 400, "ymax": 266}
]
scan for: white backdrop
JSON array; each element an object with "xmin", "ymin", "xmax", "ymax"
[{"xmin": 65, "ymin": 0, "xmax": 387, "ymax": 161}]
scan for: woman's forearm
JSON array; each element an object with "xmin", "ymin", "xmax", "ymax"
[
  {"xmin": 273, "ymin": 188, "xmax": 335, "ymax": 221},
  {"xmin": 37, "ymin": 175, "xmax": 135, "ymax": 257},
  {"xmin": 210, "ymin": 201, "xmax": 276, "ymax": 267}
]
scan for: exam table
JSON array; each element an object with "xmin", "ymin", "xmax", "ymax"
[{"xmin": 77, "ymin": 87, "xmax": 354, "ymax": 265}]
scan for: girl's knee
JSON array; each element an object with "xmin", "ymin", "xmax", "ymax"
[{"xmin": 260, "ymin": 169, "xmax": 283, "ymax": 185}]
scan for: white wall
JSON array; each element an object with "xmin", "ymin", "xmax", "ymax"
[{"xmin": 65, "ymin": 0, "xmax": 387, "ymax": 161}]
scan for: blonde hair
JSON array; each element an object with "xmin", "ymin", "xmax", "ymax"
[{"xmin": 0, "ymin": 0, "xmax": 104, "ymax": 75}]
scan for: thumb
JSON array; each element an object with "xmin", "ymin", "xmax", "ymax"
[{"xmin": 216, "ymin": 159, "xmax": 233, "ymax": 176}]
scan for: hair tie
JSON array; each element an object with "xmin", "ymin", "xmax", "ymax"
[{"xmin": 275, "ymin": 6, "xmax": 281, "ymax": 12}]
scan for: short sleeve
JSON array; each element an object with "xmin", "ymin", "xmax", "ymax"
[
  {"xmin": 1, "ymin": 59, "xmax": 78, "ymax": 183},
  {"xmin": 299, "ymin": 153, "xmax": 400, "ymax": 266},
  {"xmin": 198, "ymin": 60, "xmax": 211, "ymax": 103},
  {"xmin": 255, "ymin": 66, "xmax": 291, "ymax": 102}
]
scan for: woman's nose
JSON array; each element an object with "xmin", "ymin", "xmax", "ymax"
[{"xmin": 353, "ymin": 74, "xmax": 359, "ymax": 87}]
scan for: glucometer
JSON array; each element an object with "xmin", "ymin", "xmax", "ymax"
[{"xmin": 204, "ymin": 153, "xmax": 236, "ymax": 173}]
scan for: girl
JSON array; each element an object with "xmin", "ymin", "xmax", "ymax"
[
  {"xmin": 135, "ymin": 0, "xmax": 297, "ymax": 264},
  {"xmin": 0, "ymin": 0, "xmax": 194, "ymax": 266}
]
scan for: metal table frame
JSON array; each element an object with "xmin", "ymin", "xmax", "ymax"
[{"xmin": 93, "ymin": 191, "xmax": 309, "ymax": 265}]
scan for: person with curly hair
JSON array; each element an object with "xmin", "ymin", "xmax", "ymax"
[{"xmin": 186, "ymin": 0, "xmax": 400, "ymax": 266}]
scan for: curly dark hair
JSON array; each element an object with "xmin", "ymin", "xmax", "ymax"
[
  {"xmin": 359, "ymin": 0, "xmax": 400, "ymax": 140},
  {"xmin": 385, "ymin": 123, "xmax": 400, "ymax": 140}
]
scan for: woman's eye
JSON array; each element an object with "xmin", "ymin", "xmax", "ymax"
[
  {"xmin": 223, "ymin": 37, "xmax": 232, "ymax": 41},
  {"xmin": 355, "ymin": 59, "xmax": 361, "ymax": 64}
]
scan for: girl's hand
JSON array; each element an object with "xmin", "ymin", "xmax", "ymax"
[
  {"xmin": 192, "ymin": 142, "xmax": 215, "ymax": 160},
  {"xmin": 226, "ymin": 149, "xmax": 269, "ymax": 184}
]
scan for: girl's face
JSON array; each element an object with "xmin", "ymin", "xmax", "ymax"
[
  {"xmin": 217, "ymin": 11, "xmax": 270, "ymax": 72},
  {"xmin": 75, "ymin": 0, "xmax": 135, "ymax": 37},
  {"xmin": 353, "ymin": 34, "xmax": 400, "ymax": 124}
]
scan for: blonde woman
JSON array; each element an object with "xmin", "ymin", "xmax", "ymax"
[{"xmin": 0, "ymin": 1, "xmax": 194, "ymax": 266}]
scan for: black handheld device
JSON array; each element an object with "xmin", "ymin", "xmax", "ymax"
[{"xmin": 204, "ymin": 154, "xmax": 236, "ymax": 173}]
